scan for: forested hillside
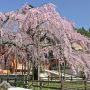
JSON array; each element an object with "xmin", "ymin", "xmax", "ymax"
[{"xmin": 76, "ymin": 27, "xmax": 90, "ymax": 38}]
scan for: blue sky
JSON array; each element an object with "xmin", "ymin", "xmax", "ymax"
[{"xmin": 0, "ymin": 0, "xmax": 90, "ymax": 29}]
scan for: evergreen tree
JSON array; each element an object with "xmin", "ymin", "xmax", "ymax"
[{"xmin": 76, "ymin": 27, "xmax": 90, "ymax": 38}]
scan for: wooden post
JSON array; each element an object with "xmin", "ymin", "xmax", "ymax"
[
  {"xmin": 84, "ymin": 78, "xmax": 87, "ymax": 90},
  {"xmin": 58, "ymin": 59, "xmax": 61, "ymax": 81},
  {"xmin": 38, "ymin": 64, "xmax": 40, "ymax": 90},
  {"xmin": 61, "ymin": 64, "xmax": 63, "ymax": 90},
  {"xmin": 32, "ymin": 63, "xmax": 34, "ymax": 90},
  {"xmin": 25, "ymin": 50, "xmax": 30, "ymax": 88},
  {"xmin": 63, "ymin": 60, "xmax": 66, "ymax": 80},
  {"xmin": 58, "ymin": 59, "xmax": 64, "ymax": 90}
]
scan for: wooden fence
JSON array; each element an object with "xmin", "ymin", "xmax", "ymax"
[
  {"xmin": 0, "ymin": 75, "xmax": 90, "ymax": 90},
  {"xmin": 31, "ymin": 76, "xmax": 90, "ymax": 90},
  {"xmin": 0, "ymin": 74, "xmax": 32, "ymax": 87}
]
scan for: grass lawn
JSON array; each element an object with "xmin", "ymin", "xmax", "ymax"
[
  {"xmin": 26, "ymin": 80, "xmax": 90, "ymax": 90},
  {"xmin": 15, "ymin": 80, "xmax": 90, "ymax": 90}
]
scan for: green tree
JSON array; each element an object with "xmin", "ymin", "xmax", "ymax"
[{"xmin": 76, "ymin": 27, "xmax": 90, "ymax": 38}]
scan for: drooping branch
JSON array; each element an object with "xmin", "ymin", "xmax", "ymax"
[{"xmin": 0, "ymin": 3, "xmax": 90, "ymax": 78}]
